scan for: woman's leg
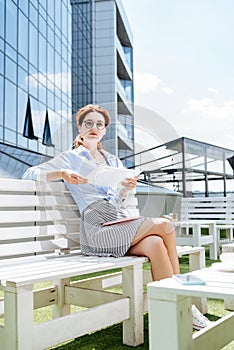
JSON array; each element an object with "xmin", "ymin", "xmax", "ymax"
[
  {"xmin": 127, "ymin": 235, "xmax": 174, "ymax": 281},
  {"xmin": 131, "ymin": 218, "xmax": 180, "ymax": 275}
]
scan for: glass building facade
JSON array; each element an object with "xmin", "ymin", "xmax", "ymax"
[
  {"xmin": 0, "ymin": 0, "xmax": 73, "ymax": 178},
  {"xmin": 71, "ymin": 0, "xmax": 135, "ymax": 165},
  {"xmin": 0, "ymin": 0, "xmax": 135, "ymax": 178}
]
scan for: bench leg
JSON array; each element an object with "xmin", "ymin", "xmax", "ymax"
[
  {"xmin": 52, "ymin": 278, "xmax": 70, "ymax": 318},
  {"xmin": 4, "ymin": 283, "xmax": 34, "ymax": 350},
  {"xmin": 148, "ymin": 292, "xmax": 192, "ymax": 350},
  {"xmin": 122, "ymin": 263, "xmax": 144, "ymax": 346},
  {"xmin": 189, "ymin": 249, "xmax": 207, "ymax": 314}
]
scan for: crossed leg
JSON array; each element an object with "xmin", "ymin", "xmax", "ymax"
[{"xmin": 127, "ymin": 218, "xmax": 180, "ymax": 281}]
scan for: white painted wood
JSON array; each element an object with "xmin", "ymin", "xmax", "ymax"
[
  {"xmin": 122, "ymin": 263, "xmax": 144, "ymax": 346},
  {"xmin": 148, "ymin": 267, "xmax": 234, "ymax": 350},
  {"xmin": 33, "ymin": 298, "xmax": 130, "ymax": 350},
  {"xmin": 193, "ymin": 313, "xmax": 234, "ymax": 350},
  {"xmin": 4, "ymin": 283, "xmax": 34, "ymax": 350},
  {"xmin": 65, "ymin": 285, "xmax": 123, "ymax": 307},
  {"xmin": 52, "ymin": 278, "xmax": 70, "ymax": 318},
  {"xmin": 176, "ymin": 220, "xmax": 218, "ymax": 259},
  {"xmin": 33, "ymin": 286, "xmax": 57, "ymax": 309},
  {"xmin": 180, "ymin": 196, "xmax": 234, "ymax": 247}
]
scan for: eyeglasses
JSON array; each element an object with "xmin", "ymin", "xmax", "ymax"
[{"xmin": 83, "ymin": 120, "xmax": 106, "ymax": 130}]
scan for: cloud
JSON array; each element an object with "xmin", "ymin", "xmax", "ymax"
[
  {"xmin": 208, "ymin": 87, "xmax": 219, "ymax": 95},
  {"xmin": 182, "ymin": 98, "xmax": 234, "ymax": 122},
  {"xmin": 161, "ymin": 87, "xmax": 174, "ymax": 95},
  {"xmin": 135, "ymin": 72, "xmax": 174, "ymax": 95},
  {"xmin": 26, "ymin": 72, "xmax": 71, "ymax": 92}
]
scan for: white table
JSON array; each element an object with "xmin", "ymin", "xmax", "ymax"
[{"xmin": 147, "ymin": 267, "xmax": 234, "ymax": 350}]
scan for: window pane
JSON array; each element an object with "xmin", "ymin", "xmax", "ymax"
[
  {"xmin": 18, "ymin": 66, "xmax": 28, "ymax": 91},
  {"xmin": 31, "ymin": 97, "xmax": 44, "ymax": 138},
  {"xmin": 29, "ymin": 24, "xmax": 38, "ymax": 68},
  {"xmin": 18, "ymin": 0, "xmax": 28, "ymax": 16},
  {"xmin": 5, "ymin": 79, "xmax": 16, "ymax": 130},
  {"xmin": 5, "ymin": 128, "xmax": 16, "ymax": 144},
  {"xmin": 17, "ymin": 87, "xmax": 27, "ymax": 134},
  {"xmin": 0, "ymin": 75, "xmax": 3, "ymax": 126},
  {"xmin": 0, "ymin": 51, "xmax": 3, "ymax": 75},
  {"xmin": 47, "ymin": 43, "xmax": 54, "ymax": 74},
  {"xmin": 5, "ymin": 56, "xmax": 17, "ymax": 83},
  {"xmin": 29, "ymin": 2, "xmax": 38, "ymax": 25},
  {"xmin": 6, "ymin": 0, "xmax": 17, "ymax": 48},
  {"xmin": 0, "ymin": 0, "xmax": 5, "ymax": 39},
  {"xmin": 39, "ymin": 33, "xmax": 47, "ymax": 73},
  {"xmin": 18, "ymin": 11, "xmax": 28, "ymax": 58}
]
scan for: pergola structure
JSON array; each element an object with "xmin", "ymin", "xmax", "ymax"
[{"xmin": 122, "ymin": 137, "xmax": 234, "ymax": 197}]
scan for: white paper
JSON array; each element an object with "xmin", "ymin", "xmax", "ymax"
[{"xmin": 87, "ymin": 164, "xmax": 139, "ymax": 187}]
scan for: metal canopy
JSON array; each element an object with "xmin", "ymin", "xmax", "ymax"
[{"xmin": 121, "ymin": 137, "xmax": 234, "ymax": 197}]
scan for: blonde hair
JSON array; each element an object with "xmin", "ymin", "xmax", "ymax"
[{"xmin": 74, "ymin": 104, "xmax": 111, "ymax": 149}]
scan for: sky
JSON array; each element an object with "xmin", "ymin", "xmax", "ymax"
[{"xmin": 121, "ymin": 0, "xmax": 234, "ymax": 151}]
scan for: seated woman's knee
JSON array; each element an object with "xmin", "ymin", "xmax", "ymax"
[
  {"xmin": 143, "ymin": 235, "xmax": 166, "ymax": 256},
  {"xmin": 155, "ymin": 218, "xmax": 175, "ymax": 235}
]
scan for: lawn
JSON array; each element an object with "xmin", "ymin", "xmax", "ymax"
[{"xmin": 37, "ymin": 254, "xmax": 234, "ymax": 350}]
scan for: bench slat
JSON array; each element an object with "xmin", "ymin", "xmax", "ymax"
[
  {"xmin": 1, "ymin": 255, "xmax": 148, "ymax": 286},
  {"xmin": 0, "ymin": 238, "xmax": 80, "ymax": 257},
  {"xmin": 0, "ymin": 209, "xmax": 79, "ymax": 224},
  {"xmin": 0, "ymin": 224, "xmax": 79, "ymax": 241},
  {"xmin": 0, "ymin": 194, "xmax": 76, "ymax": 207}
]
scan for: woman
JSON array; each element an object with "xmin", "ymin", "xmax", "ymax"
[{"xmin": 23, "ymin": 104, "xmax": 210, "ymax": 329}]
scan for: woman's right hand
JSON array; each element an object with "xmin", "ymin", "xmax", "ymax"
[{"xmin": 61, "ymin": 170, "xmax": 88, "ymax": 185}]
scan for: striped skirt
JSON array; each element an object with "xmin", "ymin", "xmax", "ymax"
[{"xmin": 80, "ymin": 200, "xmax": 145, "ymax": 257}]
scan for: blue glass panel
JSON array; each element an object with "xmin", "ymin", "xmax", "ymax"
[
  {"xmin": 48, "ymin": 25, "xmax": 54, "ymax": 47},
  {"xmin": 17, "ymin": 87, "xmax": 28, "ymax": 135},
  {"xmin": 0, "ymin": 75, "xmax": 3, "ymax": 125},
  {"xmin": 55, "ymin": 1, "xmax": 61, "ymax": 27},
  {"xmin": 6, "ymin": 0, "xmax": 17, "ymax": 49},
  {"xmin": 39, "ymin": 33, "xmax": 47, "ymax": 73},
  {"xmin": 30, "ymin": 97, "xmax": 44, "ymax": 138},
  {"xmin": 39, "ymin": 14, "xmax": 46, "ymax": 38},
  {"xmin": 5, "ymin": 127, "xmax": 16, "ymax": 144},
  {"xmin": 18, "ymin": 54, "xmax": 28, "ymax": 71},
  {"xmin": 18, "ymin": 0, "xmax": 28, "ymax": 16},
  {"xmin": 47, "ymin": 0, "xmax": 54, "ymax": 20},
  {"xmin": 18, "ymin": 66, "xmax": 28, "ymax": 91},
  {"xmin": 5, "ymin": 42, "xmax": 17, "ymax": 61},
  {"xmin": 18, "ymin": 10, "xmax": 29, "ymax": 58},
  {"xmin": 5, "ymin": 79, "xmax": 16, "ymax": 130},
  {"xmin": 0, "ymin": 51, "xmax": 3, "ymax": 75},
  {"xmin": 6, "ymin": 57, "xmax": 17, "ymax": 83},
  {"xmin": 47, "ymin": 43, "xmax": 54, "ymax": 74},
  {"xmin": 29, "ymin": 2, "xmax": 38, "ymax": 26},
  {"xmin": 0, "ymin": 0, "xmax": 5, "ymax": 39},
  {"xmin": 29, "ymin": 24, "xmax": 38, "ymax": 68}
]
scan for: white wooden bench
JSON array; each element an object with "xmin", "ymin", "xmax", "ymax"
[
  {"xmin": 0, "ymin": 178, "xmax": 206, "ymax": 350},
  {"xmin": 176, "ymin": 196, "xmax": 234, "ymax": 258}
]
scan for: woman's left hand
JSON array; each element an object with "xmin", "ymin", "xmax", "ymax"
[{"xmin": 121, "ymin": 176, "xmax": 138, "ymax": 190}]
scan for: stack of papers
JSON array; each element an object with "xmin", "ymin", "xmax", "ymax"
[{"xmin": 86, "ymin": 164, "xmax": 140, "ymax": 187}]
